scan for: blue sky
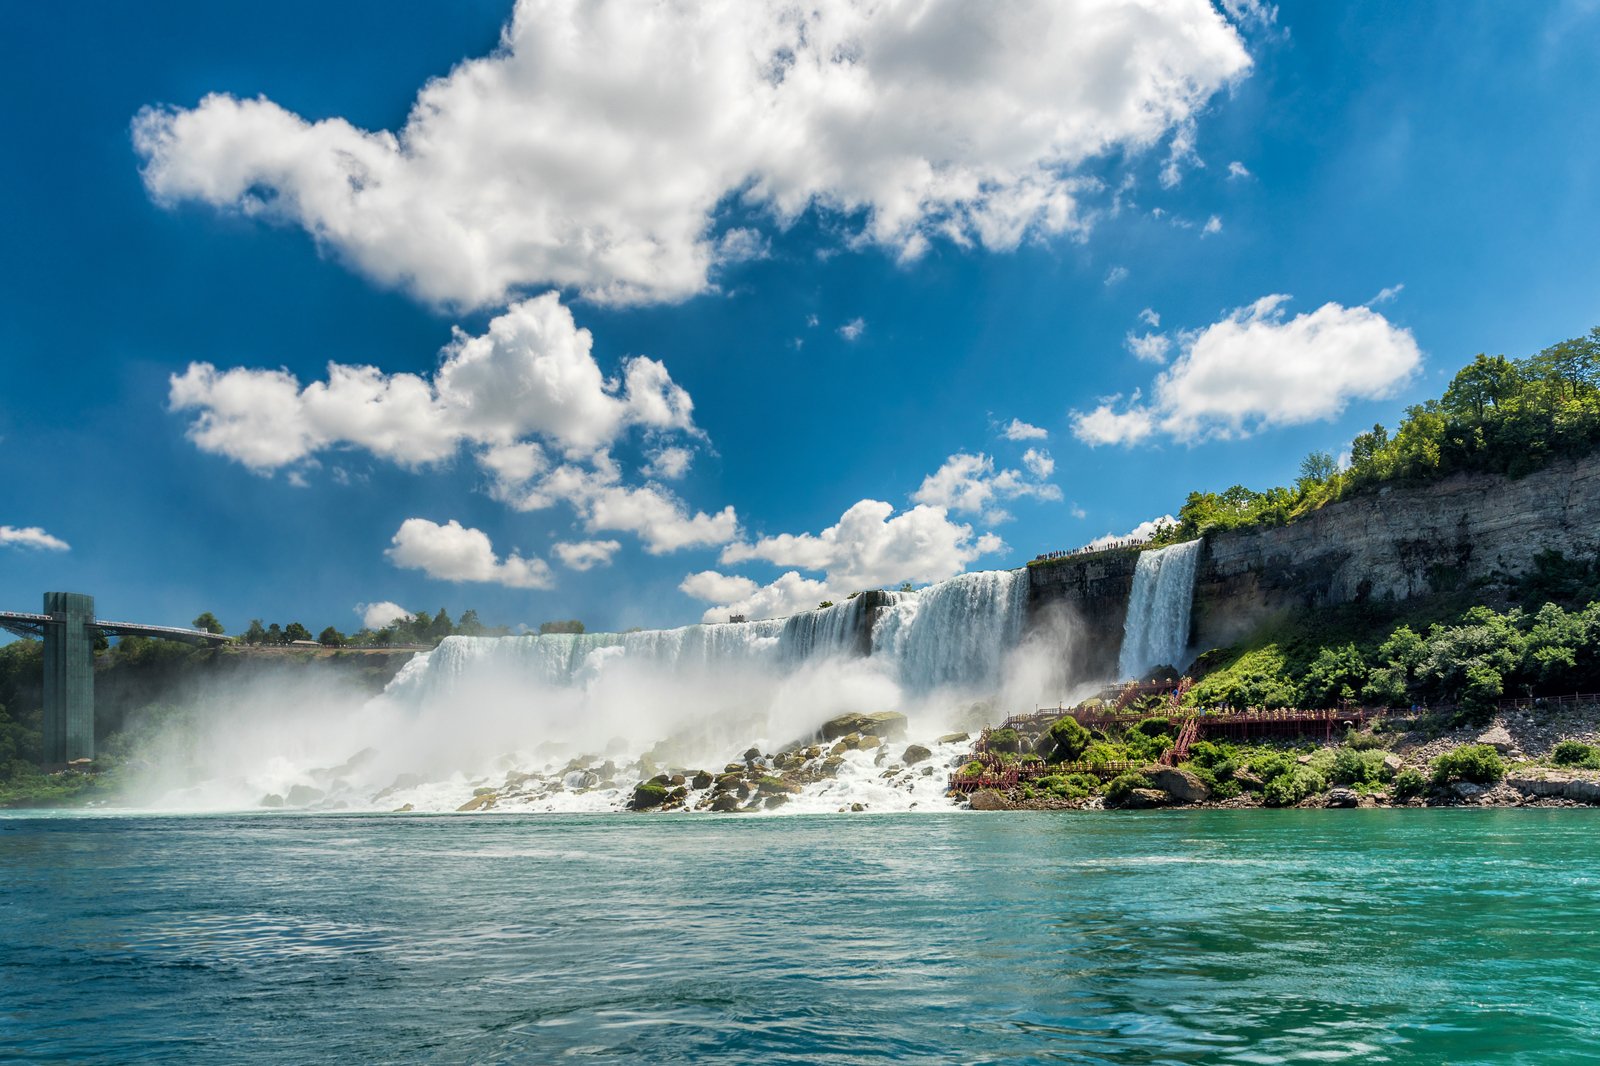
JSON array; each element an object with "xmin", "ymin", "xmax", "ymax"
[{"xmin": 3, "ymin": 0, "xmax": 1599, "ymax": 636}]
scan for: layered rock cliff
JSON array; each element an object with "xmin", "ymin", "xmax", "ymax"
[{"xmin": 1024, "ymin": 452, "xmax": 1600, "ymax": 679}]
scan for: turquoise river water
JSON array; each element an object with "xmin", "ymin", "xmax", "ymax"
[{"xmin": 3, "ymin": 808, "xmax": 1599, "ymax": 1063}]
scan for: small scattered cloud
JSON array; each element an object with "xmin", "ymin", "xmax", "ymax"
[
  {"xmin": 386, "ymin": 518, "xmax": 554, "ymax": 589},
  {"xmin": 1227, "ymin": 160, "xmax": 1252, "ymax": 180},
  {"xmin": 912, "ymin": 452, "xmax": 1061, "ymax": 524},
  {"xmin": 1371, "ymin": 283, "xmax": 1405, "ymax": 304},
  {"xmin": 1104, "ymin": 265, "xmax": 1130, "ymax": 286},
  {"xmin": 1138, "ymin": 308, "xmax": 1161, "ymax": 327},
  {"xmin": 837, "ymin": 317, "xmax": 866, "ymax": 342},
  {"xmin": 1125, "ymin": 331, "xmax": 1172, "ymax": 364},
  {"xmin": 1000, "ymin": 418, "xmax": 1048, "ymax": 441},
  {"xmin": 356, "ymin": 601, "xmax": 410, "ymax": 630},
  {"xmin": 552, "ymin": 539, "xmax": 622, "ymax": 571},
  {"xmin": 805, "ymin": 313, "xmax": 819, "ymax": 328},
  {"xmin": 0, "ymin": 525, "xmax": 70, "ymax": 551},
  {"xmin": 715, "ymin": 227, "xmax": 770, "ymax": 264},
  {"xmin": 1202, "ymin": 214, "xmax": 1223, "ymax": 235}
]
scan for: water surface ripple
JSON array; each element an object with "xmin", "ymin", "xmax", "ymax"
[{"xmin": 3, "ymin": 809, "xmax": 1598, "ymax": 1063}]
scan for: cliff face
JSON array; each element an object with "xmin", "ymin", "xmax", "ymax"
[{"xmin": 1025, "ymin": 453, "xmax": 1600, "ymax": 679}]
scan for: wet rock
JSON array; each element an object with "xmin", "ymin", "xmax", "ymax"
[
  {"xmin": 763, "ymin": 793, "xmax": 790, "ymax": 809},
  {"xmin": 457, "ymin": 793, "xmax": 495, "ymax": 812},
  {"xmin": 851, "ymin": 802, "xmax": 866, "ymax": 812},
  {"xmin": 661, "ymin": 786, "xmax": 689, "ymax": 811},
  {"xmin": 820, "ymin": 711, "xmax": 909, "ymax": 741},
  {"xmin": 1452, "ymin": 781, "xmax": 1485, "ymax": 800},
  {"xmin": 710, "ymin": 792, "xmax": 741, "ymax": 812},
  {"xmin": 691, "ymin": 770, "xmax": 714, "ymax": 790},
  {"xmin": 259, "ymin": 793, "xmax": 285, "ymax": 808},
  {"xmin": 285, "ymin": 784, "xmax": 325, "ymax": 807},
  {"xmin": 1326, "ymin": 788, "xmax": 1360, "ymax": 808},
  {"xmin": 821, "ymin": 756, "xmax": 845, "ymax": 776},
  {"xmin": 1382, "ymin": 754, "xmax": 1405, "ymax": 775},
  {"xmin": 473, "ymin": 786, "xmax": 497, "ymax": 796},
  {"xmin": 859, "ymin": 734, "xmax": 882, "ymax": 750},
  {"xmin": 392, "ymin": 803, "xmax": 414, "ymax": 813},
  {"xmin": 562, "ymin": 771, "xmax": 599, "ymax": 790},
  {"xmin": 757, "ymin": 775, "xmax": 801, "ymax": 796},
  {"xmin": 1148, "ymin": 767, "xmax": 1210, "ymax": 804},
  {"xmin": 724, "ymin": 763, "xmax": 745, "ymax": 774},
  {"xmin": 629, "ymin": 781, "xmax": 670, "ymax": 810},
  {"xmin": 937, "ymin": 732, "xmax": 971, "ymax": 745},
  {"xmin": 668, "ymin": 774, "xmax": 687, "ymax": 787},
  {"xmin": 1120, "ymin": 788, "xmax": 1170, "ymax": 810},
  {"xmin": 742, "ymin": 747, "xmax": 762, "ymax": 762},
  {"xmin": 901, "ymin": 744, "xmax": 933, "ymax": 766},
  {"xmin": 968, "ymin": 790, "xmax": 1011, "ymax": 811}
]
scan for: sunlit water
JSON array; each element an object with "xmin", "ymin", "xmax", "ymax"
[{"xmin": 4, "ymin": 809, "xmax": 1599, "ymax": 1063}]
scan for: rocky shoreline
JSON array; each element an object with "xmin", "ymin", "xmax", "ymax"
[{"xmin": 962, "ymin": 704, "xmax": 1600, "ymax": 812}]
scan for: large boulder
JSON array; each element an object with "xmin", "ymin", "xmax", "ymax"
[
  {"xmin": 1120, "ymin": 788, "xmax": 1170, "ymax": 809},
  {"xmin": 1148, "ymin": 766, "xmax": 1210, "ymax": 804},
  {"xmin": 1477, "ymin": 725, "xmax": 1517, "ymax": 754},
  {"xmin": 901, "ymin": 744, "xmax": 933, "ymax": 766},
  {"xmin": 968, "ymin": 790, "xmax": 1012, "ymax": 811},
  {"xmin": 937, "ymin": 732, "xmax": 971, "ymax": 745},
  {"xmin": 819, "ymin": 711, "xmax": 909, "ymax": 741},
  {"xmin": 709, "ymin": 792, "xmax": 741, "ymax": 812},
  {"xmin": 1326, "ymin": 788, "xmax": 1360, "ymax": 808},
  {"xmin": 456, "ymin": 793, "xmax": 495, "ymax": 812},
  {"xmin": 629, "ymin": 781, "xmax": 670, "ymax": 810},
  {"xmin": 285, "ymin": 784, "xmax": 325, "ymax": 807}
]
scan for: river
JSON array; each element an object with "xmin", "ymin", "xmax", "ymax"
[{"xmin": 4, "ymin": 808, "xmax": 1598, "ymax": 1063}]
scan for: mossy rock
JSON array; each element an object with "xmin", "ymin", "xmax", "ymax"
[
  {"xmin": 629, "ymin": 781, "xmax": 670, "ymax": 810},
  {"xmin": 820, "ymin": 711, "xmax": 909, "ymax": 741}
]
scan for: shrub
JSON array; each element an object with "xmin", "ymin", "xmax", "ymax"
[
  {"xmin": 1063, "ymin": 773, "xmax": 1102, "ymax": 793},
  {"xmin": 1393, "ymin": 768, "xmax": 1427, "ymax": 799},
  {"xmin": 1431, "ymin": 744, "xmax": 1505, "ymax": 786},
  {"xmin": 986, "ymin": 727, "xmax": 1022, "ymax": 754},
  {"xmin": 1037, "ymin": 774, "xmax": 1090, "ymax": 800},
  {"xmin": 1133, "ymin": 717, "xmax": 1172, "ymax": 738},
  {"xmin": 1551, "ymin": 740, "xmax": 1600, "ymax": 768},
  {"xmin": 960, "ymin": 760, "xmax": 985, "ymax": 777},
  {"xmin": 1344, "ymin": 729, "xmax": 1387, "ymax": 751},
  {"xmin": 1124, "ymin": 731, "xmax": 1172, "ymax": 763},
  {"xmin": 1263, "ymin": 766, "xmax": 1326, "ymax": 807},
  {"xmin": 1105, "ymin": 772, "xmax": 1149, "ymax": 806},
  {"xmin": 1081, "ymin": 741, "xmax": 1126, "ymax": 768},
  {"xmin": 1044, "ymin": 715, "xmax": 1092, "ymax": 762},
  {"xmin": 1187, "ymin": 740, "xmax": 1224, "ymax": 767},
  {"xmin": 1330, "ymin": 749, "xmax": 1390, "ymax": 787}
]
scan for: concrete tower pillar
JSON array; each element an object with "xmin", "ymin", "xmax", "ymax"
[{"xmin": 43, "ymin": 591, "xmax": 95, "ymax": 764}]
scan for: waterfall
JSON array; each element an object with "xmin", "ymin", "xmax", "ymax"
[
  {"xmin": 871, "ymin": 569, "xmax": 1028, "ymax": 692},
  {"xmin": 1117, "ymin": 540, "xmax": 1202, "ymax": 680},
  {"xmin": 386, "ymin": 618, "xmax": 790, "ymax": 702}
]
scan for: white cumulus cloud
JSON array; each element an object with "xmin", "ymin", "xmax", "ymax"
[
  {"xmin": 1084, "ymin": 515, "xmax": 1177, "ymax": 550},
  {"xmin": 679, "ymin": 570, "xmax": 761, "ymax": 605},
  {"xmin": 0, "ymin": 526, "xmax": 70, "ymax": 551},
  {"xmin": 721, "ymin": 499, "xmax": 1001, "ymax": 590},
  {"xmin": 695, "ymin": 571, "xmax": 833, "ymax": 624},
  {"xmin": 1000, "ymin": 418, "xmax": 1048, "ymax": 441},
  {"xmin": 1125, "ymin": 331, "xmax": 1172, "ymax": 364},
  {"xmin": 169, "ymin": 293, "xmax": 694, "ymax": 472},
  {"xmin": 356, "ymin": 601, "xmax": 411, "ymax": 630},
  {"xmin": 386, "ymin": 518, "xmax": 553, "ymax": 589},
  {"xmin": 912, "ymin": 452, "xmax": 1061, "ymax": 523},
  {"xmin": 837, "ymin": 318, "xmax": 866, "ymax": 342},
  {"xmin": 552, "ymin": 539, "xmax": 622, "ymax": 571},
  {"xmin": 1073, "ymin": 295, "xmax": 1421, "ymax": 446},
  {"xmin": 134, "ymin": 0, "xmax": 1253, "ymax": 308}
]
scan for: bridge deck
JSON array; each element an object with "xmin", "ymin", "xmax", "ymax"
[{"xmin": 0, "ymin": 611, "xmax": 230, "ymax": 644}]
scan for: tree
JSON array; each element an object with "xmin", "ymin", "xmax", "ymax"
[
  {"xmin": 427, "ymin": 608, "xmax": 453, "ymax": 644},
  {"xmin": 266, "ymin": 623, "xmax": 284, "ymax": 645},
  {"xmin": 245, "ymin": 619, "xmax": 267, "ymax": 645},
  {"xmin": 317, "ymin": 626, "xmax": 345, "ymax": 647},
  {"xmin": 192, "ymin": 612, "xmax": 225, "ymax": 635},
  {"xmin": 1298, "ymin": 450, "xmax": 1338, "ymax": 485},
  {"xmin": 282, "ymin": 622, "xmax": 312, "ymax": 643},
  {"xmin": 538, "ymin": 620, "xmax": 585, "ymax": 635},
  {"xmin": 456, "ymin": 609, "xmax": 485, "ymax": 637}
]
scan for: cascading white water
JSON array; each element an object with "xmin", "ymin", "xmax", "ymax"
[
  {"xmin": 1117, "ymin": 539, "xmax": 1202, "ymax": 680},
  {"xmin": 388, "ymin": 618, "xmax": 790, "ymax": 702},
  {"xmin": 870, "ymin": 569, "xmax": 1028, "ymax": 692}
]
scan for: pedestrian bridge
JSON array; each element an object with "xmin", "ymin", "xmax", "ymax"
[{"xmin": 0, "ymin": 593, "xmax": 230, "ymax": 765}]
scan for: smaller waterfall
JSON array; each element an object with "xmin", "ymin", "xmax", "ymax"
[{"xmin": 1117, "ymin": 540, "xmax": 1202, "ymax": 680}]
